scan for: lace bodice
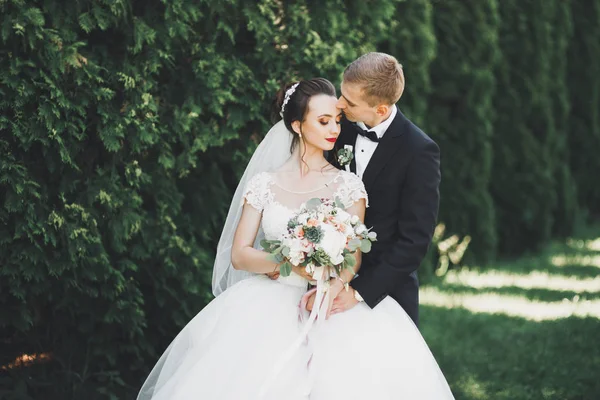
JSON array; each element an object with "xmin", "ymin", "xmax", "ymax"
[
  {"xmin": 243, "ymin": 170, "xmax": 368, "ymax": 287},
  {"xmin": 244, "ymin": 170, "xmax": 368, "ymax": 239}
]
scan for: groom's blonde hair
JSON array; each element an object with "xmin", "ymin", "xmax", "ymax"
[{"xmin": 343, "ymin": 52, "xmax": 405, "ymax": 107}]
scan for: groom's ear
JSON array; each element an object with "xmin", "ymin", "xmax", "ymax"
[
  {"xmin": 291, "ymin": 120, "xmax": 302, "ymax": 135},
  {"xmin": 375, "ymin": 104, "xmax": 390, "ymax": 117}
]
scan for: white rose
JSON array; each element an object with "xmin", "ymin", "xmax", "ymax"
[
  {"xmin": 319, "ymin": 224, "xmax": 347, "ymax": 265},
  {"xmin": 334, "ymin": 209, "xmax": 352, "ymax": 224},
  {"xmin": 282, "ymin": 237, "xmax": 295, "ymax": 249},
  {"xmin": 330, "ymin": 253, "xmax": 344, "ymax": 265},
  {"xmin": 344, "ymin": 223, "xmax": 355, "ymax": 238},
  {"xmin": 297, "ymin": 213, "xmax": 309, "ymax": 225},
  {"xmin": 350, "ymin": 215, "xmax": 360, "ymax": 225},
  {"xmin": 294, "ymin": 226, "xmax": 304, "ymax": 237},
  {"xmin": 283, "ymin": 238, "xmax": 306, "ymax": 266},
  {"xmin": 288, "ymin": 248, "xmax": 305, "ymax": 266},
  {"xmin": 355, "ymin": 224, "xmax": 367, "ymax": 235},
  {"xmin": 368, "ymin": 231, "xmax": 378, "ymax": 240}
]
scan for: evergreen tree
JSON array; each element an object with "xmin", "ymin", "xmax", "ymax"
[
  {"xmin": 549, "ymin": 0, "xmax": 578, "ymax": 237},
  {"xmin": 428, "ymin": 0, "xmax": 500, "ymax": 263},
  {"xmin": 378, "ymin": 0, "xmax": 437, "ymax": 127},
  {"xmin": 568, "ymin": 0, "xmax": 600, "ymax": 220},
  {"xmin": 492, "ymin": 0, "xmax": 562, "ymax": 255},
  {"xmin": 0, "ymin": 0, "xmax": 397, "ymax": 396}
]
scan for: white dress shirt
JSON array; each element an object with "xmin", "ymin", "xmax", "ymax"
[{"xmin": 354, "ymin": 105, "xmax": 398, "ymax": 178}]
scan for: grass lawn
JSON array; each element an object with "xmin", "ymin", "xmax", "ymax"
[{"xmin": 420, "ymin": 227, "xmax": 600, "ymax": 399}]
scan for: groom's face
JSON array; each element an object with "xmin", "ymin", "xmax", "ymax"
[{"xmin": 337, "ymin": 82, "xmax": 377, "ymax": 124}]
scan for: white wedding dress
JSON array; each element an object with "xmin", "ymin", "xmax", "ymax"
[{"xmin": 138, "ymin": 170, "xmax": 454, "ymax": 400}]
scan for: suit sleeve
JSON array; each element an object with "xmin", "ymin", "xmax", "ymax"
[{"xmin": 351, "ymin": 140, "xmax": 441, "ymax": 308}]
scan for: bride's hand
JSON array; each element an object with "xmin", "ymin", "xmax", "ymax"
[
  {"xmin": 325, "ymin": 279, "xmax": 345, "ymax": 319},
  {"xmin": 291, "ymin": 265, "xmax": 314, "ymax": 281},
  {"xmin": 265, "ymin": 270, "xmax": 280, "ymax": 280}
]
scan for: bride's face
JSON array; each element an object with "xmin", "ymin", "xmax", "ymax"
[{"xmin": 292, "ymin": 94, "xmax": 342, "ymax": 151}]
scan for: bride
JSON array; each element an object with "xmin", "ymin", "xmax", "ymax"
[{"xmin": 137, "ymin": 78, "xmax": 454, "ymax": 399}]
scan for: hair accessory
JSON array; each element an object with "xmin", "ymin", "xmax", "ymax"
[{"xmin": 280, "ymin": 82, "xmax": 300, "ymax": 117}]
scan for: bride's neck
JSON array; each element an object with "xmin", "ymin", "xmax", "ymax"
[{"xmin": 288, "ymin": 143, "xmax": 329, "ymax": 175}]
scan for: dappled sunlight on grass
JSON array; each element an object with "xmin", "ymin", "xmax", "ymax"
[
  {"xmin": 567, "ymin": 237, "xmax": 600, "ymax": 252},
  {"xmin": 453, "ymin": 375, "xmax": 489, "ymax": 400},
  {"xmin": 550, "ymin": 254, "xmax": 600, "ymax": 269},
  {"xmin": 435, "ymin": 282, "xmax": 600, "ymax": 303},
  {"xmin": 421, "ymin": 286, "xmax": 600, "ymax": 321},
  {"xmin": 421, "ymin": 228, "xmax": 600, "ymax": 399},
  {"xmin": 443, "ymin": 268, "xmax": 600, "ymax": 293},
  {"xmin": 421, "ymin": 305, "xmax": 600, "ymax": 400}
]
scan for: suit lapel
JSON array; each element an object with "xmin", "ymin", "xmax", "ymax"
[
  {"xmin": 362, "ymin": 110, "xmax": 408, "ymax": 190},
  {"xmin": 350, "ymin": 140, "xmax": 357, "ymax": 174}
]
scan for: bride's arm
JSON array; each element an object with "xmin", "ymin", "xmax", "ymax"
[{"xmin": 231, "ymin": 202, "xmax": 280, "ymax": 274}]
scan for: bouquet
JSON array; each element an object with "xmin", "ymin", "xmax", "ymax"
[{"xmin": 261, "ymin": 197, "xmax": 376, "ymax": 287}]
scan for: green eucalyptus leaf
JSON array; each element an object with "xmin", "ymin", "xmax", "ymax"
[
  {"xmin": 360, "ymin": 239, "xmax": 372, "ymax": 253},
  {"xmin": 279, "ymin": 261, "xmax": 293, "ymax": 277},
  {"xmin": 305, "ymin": 198, "xmax": 322, "ymax": 211},
  {"xmin": 344, "ymin": 253, "xmax": 356, "ymax": 267}
]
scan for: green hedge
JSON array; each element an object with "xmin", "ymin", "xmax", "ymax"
[
  {"xmin": 549, "ymin": 0, "xmax": 578, "ymax": 237},
  {"xmin": 491, "ymin": 0, "xmax": 574, "ymax": 255},
  {"xmin": 378, "ymin": 0, "xmax": 436, "ymax": 127},
  {"xmin": 0, "ymin": 0, "xmax": 396, "ymax": 397},
  {"xmin": 568, "ymin": 0, "xmax": 600, "ymax": 220},
  {"xmin": 0, "ymin": 1, "xmax": 245, "ymax": 397},
  {"xmin": 427, "ymin": 0, "xmax": 500, "ymax": 263},
  {"xmin": 1, "ymin": 0, "xmax": 598, "ymax": 397}
]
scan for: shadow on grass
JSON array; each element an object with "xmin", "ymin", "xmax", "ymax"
[
  {"xmin": 429, "ymin": 282, "xmax": 600, "ymax": 303},
  {"xmin": 421, "ymin": 305, "xmax": 600, "ymax": 400},
  {"xmin": 467, "ymin": 261, "xmax": 600, "ymax": 280}
]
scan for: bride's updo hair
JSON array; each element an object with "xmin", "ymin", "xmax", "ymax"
[{"xmin": 273, "ymin": 78, "xmax": 337, "ymax": 151}]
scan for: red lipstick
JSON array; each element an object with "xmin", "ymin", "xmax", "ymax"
[{"xmin": 326, "ymin": 138, "xmax": 337, "ymax": 143}]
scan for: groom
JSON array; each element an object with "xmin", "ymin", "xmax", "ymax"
[{"xmin": 314, "ymin": 52, "xmax": 440, "ymax": 326}]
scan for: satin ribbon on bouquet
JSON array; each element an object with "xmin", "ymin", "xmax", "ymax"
[{"xmin": 257, "ymin": 267, "xmax": 332, "ymax": 398}]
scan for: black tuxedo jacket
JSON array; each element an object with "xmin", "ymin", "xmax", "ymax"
[{"xmin": 328, "ymin": 109, "xmax": 441, "ymax": 326}]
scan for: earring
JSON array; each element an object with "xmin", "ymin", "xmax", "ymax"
[{"xmin": 299, "ymin": 133, "xmax": 302, "ymax": 138}]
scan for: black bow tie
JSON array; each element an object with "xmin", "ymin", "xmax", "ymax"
[{"xmin": 353, "ymin": 124, "xmax": 380, "ymax": 142}]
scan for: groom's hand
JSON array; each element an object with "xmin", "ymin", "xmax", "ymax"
[
  {"xmin": 330, "ymin": 286, "xmax": 359, "ymax": 316},
  {"xmin": 303, "ymin": 291, "xmax": 316, "ymax": 312},
  {"xmin": 304, "ymin": 280, "xmax": 350, "ymax": 319}
]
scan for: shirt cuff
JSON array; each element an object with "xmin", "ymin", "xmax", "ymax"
[{"xmin": 353, "ymin": 288, "xmax": 364, "ymax": 302}]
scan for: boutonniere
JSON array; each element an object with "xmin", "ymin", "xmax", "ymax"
[{"xmin": 337, "ymin": 145, "xmax": 354, "ymax": 172}]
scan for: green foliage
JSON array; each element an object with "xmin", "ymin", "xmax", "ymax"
[
  {"xmin": 0, "ymin": 0, "xmax": 397, "ymax": 397},
  {"xmin": 491, "ymin": 0, "xmax": 576, "ymax": 255},
  {"xmin": 1, "ymin": 0, "xmax": 598, "ymax": 397},
  {"xmin": 568, "ymin": 0, "xmax": 600, "ymax": 220},
  {"xmin": 427, "ymin": 0, "xmax": 500, "ymax": 263},
  {"xmin": 0, "ymin": 0, "xmax": 235, "ymax": 397},
  {"xmin": 378, "ymin": 0, "xmax": 437, "ymax": 127},
  {"xmin": 375, "ymin": 0, "xmax": 439, "ymax": 276},
  {"xmin": 549, "ymin": 0, "xmax": 578, "ymax": 238}
]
